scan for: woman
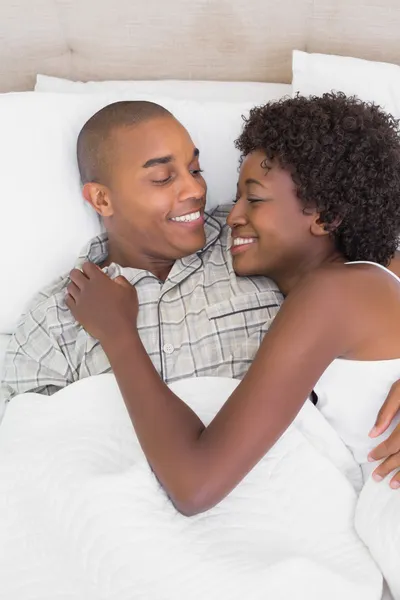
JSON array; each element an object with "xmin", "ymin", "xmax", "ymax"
[{"xmin": 66, "ymin": 93, "xmax": 400, "ymax": 515}]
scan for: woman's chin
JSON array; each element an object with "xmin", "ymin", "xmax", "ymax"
[{"xmin": 232, "ymin": 255, "xmax": 258, "ymax": 277}]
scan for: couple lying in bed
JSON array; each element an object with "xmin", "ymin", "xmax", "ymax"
[{"xmin": 2, "ymin": 93, "xmax": 400, "ymax": 514}]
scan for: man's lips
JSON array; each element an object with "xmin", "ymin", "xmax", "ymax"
[{"xmin": 169, "ymin": 210, "xmax": 204, "ymax": 226}]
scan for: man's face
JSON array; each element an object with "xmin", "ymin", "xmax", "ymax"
[{"xmin": 87, "ymin": 116, "xmax": 207, "ymax": 262}]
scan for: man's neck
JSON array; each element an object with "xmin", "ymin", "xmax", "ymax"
[{"xmin": 104, "ymin": 237, "xmax": 175, "ymax": 282}]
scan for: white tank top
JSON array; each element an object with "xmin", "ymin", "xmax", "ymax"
[{"xmin": 314, "ymin": 261, "xmax": 400, "ymax": 479}]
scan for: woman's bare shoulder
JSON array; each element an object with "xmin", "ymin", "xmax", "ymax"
[
  {"xmin": 297, "ymin": 261, "xmax": 399, "ymax": 294},
  {"xmin": 288, "ymin": 261, "xmax": 400, "ymax": 322}
]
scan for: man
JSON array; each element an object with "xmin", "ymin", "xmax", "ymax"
[
  {"xmin": 1, "ymin": 100, "xmax": 281, "ymax": 401},
  {"xmin": 1, "ymin": 100, "xmax": 399, "ymax": 482}
]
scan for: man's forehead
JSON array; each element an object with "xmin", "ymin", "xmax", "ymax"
[{"xmin": 111, "ymin": 119, "xmax": 195, "ymax": 163}]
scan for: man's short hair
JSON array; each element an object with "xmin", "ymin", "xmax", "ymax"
[{"xmin": 77, "ymin": 100, "xmax": 172, "ymax": 185}]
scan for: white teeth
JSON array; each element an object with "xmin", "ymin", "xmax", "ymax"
[
  {"xmin": 232, "ymin": 237, "xmax": 256, "ymax": 247},
  {"xmin": 171, "ymin": 211, "xmax": 201, "ymax": 223}
]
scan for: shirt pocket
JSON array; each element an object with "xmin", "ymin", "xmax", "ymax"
[{"xmin": 205, "ymin": 291, "xmax": 282, "ymax": 378}]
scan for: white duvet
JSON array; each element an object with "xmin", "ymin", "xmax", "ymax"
[{"xmin": 0, "ymin": 375, "xmax": 397, "ymax": 600}]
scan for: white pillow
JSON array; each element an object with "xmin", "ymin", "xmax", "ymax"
[
  {"xmin": 0, "ymin": 335, "xmax": 10, "ymax": 379},
  {"xmin": 0, "ymin": 91, "xmax": 259, "ymax": 333},
  {"xmin": 35, "ymin": 74, "xmax": 291, "ymax": 104},
  {"xmin": 292, "ymin": 50, "xmax": 400, "ymax": 118},
  {"xmin": 0, "ymin": 92, "xmax": 103, "ymax": 333}
]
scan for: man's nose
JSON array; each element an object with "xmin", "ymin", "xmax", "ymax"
[{"xmin": 178, "ymin": 171, "xmax": 207, "ymax": 202}]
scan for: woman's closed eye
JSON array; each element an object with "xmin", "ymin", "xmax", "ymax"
[
  {"xmin": 232, "ymin": 196, "xmax": 264, "ymax": 204},
  {"xmin": 232, "ymin": 194, "xmax": 266, "ymax": 204},
  {"xmin": 190, "ymin": 168, "xmax": 204, "ymax": 177}
]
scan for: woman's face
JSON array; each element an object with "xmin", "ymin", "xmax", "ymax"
[{"xmin": 227, "ymin": 151, "xmax": 317, "ymax": 278}]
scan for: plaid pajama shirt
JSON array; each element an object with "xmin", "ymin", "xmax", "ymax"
[{"xmin": 0, "ymin": 206, "xmax": 284, "ymax": 406}]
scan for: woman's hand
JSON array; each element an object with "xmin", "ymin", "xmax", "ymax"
[
  {"xmin": 368, "ymin": 380, "xmax": 400, "ymax": 489},
  {"xmin": 66, "ymin": 262, "xmax": 139, "ymax": 345}
]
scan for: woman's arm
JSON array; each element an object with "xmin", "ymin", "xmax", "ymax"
[{"xmin": 67, "ymin": 263, "xmax": 352, "ymax": 515}]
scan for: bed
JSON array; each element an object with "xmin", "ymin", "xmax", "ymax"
[
  {"xmin": 0, "ymin": 1, "xmax": 399, "ymax": 599},
  {"xmin": 0, "ymin": 0, "xmax": 399, "ymax": 371}
]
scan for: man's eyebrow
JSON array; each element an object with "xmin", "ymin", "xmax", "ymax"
[
  {"xmin": 142, "ymin": 155, "xmax": 174, "ymax": 168},
  {"xmin": 142, "ymin": 148, "xmax": 199, "ymax": 169}
]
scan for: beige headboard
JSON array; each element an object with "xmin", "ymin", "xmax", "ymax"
[{"xmin": 1, "ymin": 0, "xmax": 400, "ymax": 92}]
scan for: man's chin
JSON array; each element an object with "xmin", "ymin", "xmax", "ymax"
[{"xmin": 174, "ymin": 234, "xmax": 206, "ymax": 258}]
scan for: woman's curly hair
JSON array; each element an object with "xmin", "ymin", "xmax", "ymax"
[{"xmin": 235, "ymin": 92, "xmax": 400, "ymax": 265}]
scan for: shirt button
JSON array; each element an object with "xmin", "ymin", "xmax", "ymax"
[{"xmin": 163, "ymin": 343, "xmax": 175, "ymax": 355}]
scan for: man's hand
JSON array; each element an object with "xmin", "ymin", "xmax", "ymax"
[
  {"xmin": 368, "ymin": 380, "xmax": 400, "ymax": 489},
  {"xmin": 66, "ymin": 262, "xmax": 138, "ymax": 344}
]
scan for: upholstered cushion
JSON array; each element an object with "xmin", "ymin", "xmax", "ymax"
[{"xmin": 1, "ymin": 0, "xmax": 400, "ymax": 92}]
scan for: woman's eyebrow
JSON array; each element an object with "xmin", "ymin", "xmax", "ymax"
[{"xmin": 245, "ymin": 177, "xmax": 265, "ymax": 187}]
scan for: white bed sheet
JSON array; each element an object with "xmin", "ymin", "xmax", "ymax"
[
  {"xmin": 0, "ymin": 356, "xmax": 396, "ymax": 599},
  {"xmin": 0, "ymin": 374, "xmax": 389, "ymax": 600}
]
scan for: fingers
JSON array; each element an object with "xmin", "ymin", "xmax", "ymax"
[
  {"xmin": 369, "ymin": 425, "xmax": 400, "ymax": 490},
  {"xmin": 390, "ymin": 470, "xmax": 400, "ymax": 489},
  {"xmin": 368, "ymin": 427, "xmax": 400, "ymax": 461},
  {"xmin": 370, "ymin": 380, "xmax": 400, "ymax": 437},
  {"xmin": 70, "ymin": 268, "xmax": 89, "ymax": 288},
  {"xmin": 66, "ymin": 281, "xmax": 80, "ymax": 301},
  {"xmin": 82, "ymin": 261, "xmax": 103, "ymax": 279},
  {"xmin": 65, "ymin": 293, "xmax": 75, "ymax": 309},
  {"xmin": 70, "ymin": 262, "xmax": 104, "ymax": 289},
  {"xmin": 115, "ymin": 276, "xmax": 131, "ymax": 288},
  {"xmin": 372, "ymin": 452, "xmax": 400, "ymax": 489}
]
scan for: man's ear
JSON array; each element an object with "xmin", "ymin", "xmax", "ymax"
[
  {"xmin": 82, "ymin": 183, "xmax": 114, "ymax": 218},
  {"xmin": 310, "ymin": 213, "xmax": 342, "ymax": 237}
]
